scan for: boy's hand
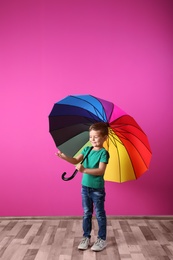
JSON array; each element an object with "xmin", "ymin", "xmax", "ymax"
[
  {"xmin": 76, "ymin": 164, "xmax": 85, "ymax": 173},
  {"xmin": 55, "ymin": 150, "xmax": 65, "ymax": 159}
]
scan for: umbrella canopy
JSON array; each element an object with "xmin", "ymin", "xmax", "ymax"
[{"xmin": 49, "ymin": 94, "xmax": 152, "ymax": 183}]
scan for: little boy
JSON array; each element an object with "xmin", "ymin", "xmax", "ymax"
[{"xmin": 56, "ymin": 122, "xmax": 109, "ymax": 251}]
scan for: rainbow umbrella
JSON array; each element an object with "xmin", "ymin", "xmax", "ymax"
[{"xmin": 49, "ymin": 94, "xmax": 152, "ymax": 182}]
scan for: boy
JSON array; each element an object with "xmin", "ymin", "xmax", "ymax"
[{"xmin": 56, "ymin": 122, "xmax": 109, "ymax": 251}]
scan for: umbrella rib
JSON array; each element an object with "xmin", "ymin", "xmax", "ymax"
[
  {"xmin": 112, "ymin": 118, "xmax": 151, "ymax": 152},
  {"xmin": 108, "ymin": 129, "xmax": 123, "ymax": 182},
  {"xmin": 114, "ymin": 118, "xmax": 146, "ymax": 134},
  {"xmin": 109, "ymin": 131, "xmax": 137, "ymax": 182},
  {"xmin": 116, "ymin": 126, "xmax": 151, "ymax": 153},
  {"xmin": 119, "ymin": 132, "xmax": 150, "ymax": 171},
  {"xmin": 49, "ymin": 114, "xmax": 103, "ymax": 133},
  {"xmin": 70, "ymin": 95, "xmax": 107, "ymax": 122},
  {"xmin": 108, "ymin": 127, "xmax": 151, "ymax": 180},
  {"xmin": 114, "ymin": 128, "xmax": 151, "ymax": 171}
]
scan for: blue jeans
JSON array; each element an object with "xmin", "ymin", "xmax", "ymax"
[{"xmin": 81, "ymin": 185, "xmax": 107, "ymax": 240}]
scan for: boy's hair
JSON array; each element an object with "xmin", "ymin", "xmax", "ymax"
[{"xmin": 89, "ymin": 122, "xmax": 109, "ymax": 136}]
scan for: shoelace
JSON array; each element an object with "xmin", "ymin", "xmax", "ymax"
[
  {"xmin": 94, "ymin": 238, "xmax": 104, "ymax": 246},
  {"xmin": 80, "ymin": 238, "xmax": 88, "ymax": 244}
]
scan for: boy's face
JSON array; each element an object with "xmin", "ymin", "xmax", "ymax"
[{"xmin": 89, "ymin": 130, "xmax": 107, "ymax": 149}]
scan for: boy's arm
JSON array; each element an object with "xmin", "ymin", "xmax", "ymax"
[
  {"xmin": 76, "ymin": 162, "xmax": 107, "ymax": 176},
  {"xmin": 55, "ymin": 151, "xmax": 83, "ymax": 165}
]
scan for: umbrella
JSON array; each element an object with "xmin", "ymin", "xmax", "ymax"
[{"xmin": 49, "ymin": 94, "xmax": 152, "ymax": 182}]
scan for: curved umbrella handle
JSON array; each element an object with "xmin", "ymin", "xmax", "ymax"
[
  {"xmin": 61, "ymin": 146, "xmax": 93, "ymax": 181},
  {"xmin": 61, "ymin": 169, "xmax": 78, "ymax": 181}
]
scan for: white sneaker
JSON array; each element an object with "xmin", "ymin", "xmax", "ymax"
[
  {"xmin": 91, "ymin": 238, "xmax": 107, "ymax": 251},
  {"xmin": 78, "ymin": 237, "xmax": 90, "ymax": 250}
]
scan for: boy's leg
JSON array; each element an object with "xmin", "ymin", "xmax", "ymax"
[
  {"xmin": 92, "ymin": 188, "xmax": 107, "ymax": 240},
  {"xmin": 81, "ymin": 186, "xmax": 93, "ymax": 239},
  {"xmin": 90, "ymin": 188, "xmax": 107, "ymax": 251}
]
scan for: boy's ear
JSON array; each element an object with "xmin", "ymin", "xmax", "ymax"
[{"xmin": 104, "ymin": 135, "xmax": 108, "ymax": 141}]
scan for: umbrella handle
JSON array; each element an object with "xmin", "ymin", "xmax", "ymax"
[
  {"xmin": 61, "ymin": 146, "xmax": 93, "ymax": 181},
  {"xmin": 61, "ymin": 169, "xmax": 78, "ymax": 181}
]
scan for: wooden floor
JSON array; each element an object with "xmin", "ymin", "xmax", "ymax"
[{"xmin": 0, "ymin": 217, "xmax": 173, "ymax": 260}]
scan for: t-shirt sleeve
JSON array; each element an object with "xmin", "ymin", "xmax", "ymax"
[
  {"xmin": 100, "ymin": 150, "xmax": 110, "ymax": 164},
  {"xmin": 81, "ymin": 146, "xmax": 90, "ymax": 156}
]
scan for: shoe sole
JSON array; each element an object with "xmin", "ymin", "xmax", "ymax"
[
  {"xmin": 91, "ymin": 245, "xmax": 107, "ymax": 251},
  {"xmin": 78, "ymin": 246, "xmax": 90, "ymax": 250},
  {"xmin": 78, "ymin": 244, "xmax": 91, "ymax": 250}
]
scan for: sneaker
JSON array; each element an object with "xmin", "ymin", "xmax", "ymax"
[
  {"xmin": 78, "ymin": 237, "xmax": 90, "ymax": 250},
  {"xmin": 91, "ymin": 238, "xmax": 107, "ymax": 251}
]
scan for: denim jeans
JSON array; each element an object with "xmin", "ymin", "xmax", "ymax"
[{"xmin": 81, "ymin": 185, "xmax": 107, "ymax": 240}]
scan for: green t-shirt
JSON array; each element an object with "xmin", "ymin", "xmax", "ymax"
[{"xmin": 81, "ymin": 146, "xmax": 110, "ymax": 189}]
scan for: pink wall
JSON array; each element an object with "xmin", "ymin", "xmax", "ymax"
[{"xmin": 0, "ymin": 0, "xmax": 173, "ymax": 216}]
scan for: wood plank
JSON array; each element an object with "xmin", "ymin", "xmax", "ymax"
[{"xmin": 0, "ymin": 217, "xmax": 173, "ymax": 260}]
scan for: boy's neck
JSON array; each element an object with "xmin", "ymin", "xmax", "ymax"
[{"xmin": 93, "ymin": 146, "xmax": 103, "ymax": 151}]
